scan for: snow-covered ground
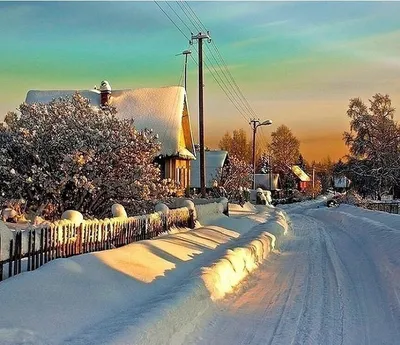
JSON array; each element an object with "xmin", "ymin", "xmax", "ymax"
[
  {"xmin": 2, "ymin": 199, "xmax": 399, "ymax": 345},
  {"xmin": 0, "ymin": 203, "xmax": 284, "ymax": 345},
  {"xmin": 181, "ymin": 202, "xmax": 400, "ymax": 345}
]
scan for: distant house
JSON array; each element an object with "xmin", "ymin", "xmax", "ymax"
[
  {"xmin": 25, "ymin": 81, "xmax": 196, "ymax": 192},
  {"xmin": 291, "ymin": 165, "xmax": 311, "ymax": 191},
  {"xmin": 333, "ymin": 175, "xmax": 351, "ymax": 190},
  {"xmin": 254, "ymin": 173, "xmax": 280, "ymax": 191},
  {"xmin": 190, "ymin": 150, "xmax": 229, "ymax": 189}
]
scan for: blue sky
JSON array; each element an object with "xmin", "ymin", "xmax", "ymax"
[{"xmin": 1, "ymin": 1, "xmax": 400, "ymax": 161}]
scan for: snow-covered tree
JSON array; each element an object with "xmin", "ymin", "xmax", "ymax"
[
  {"xmin": 343, "ymin": 93, "xmax": 400, "ymax": 199},
  {"xmin": 0, "ymin": 93, "xmax": 176, "ymax": 219},
  {"xmin": 269, "ymin": 125, "xmax": 301, "ymax": 190},
  {"xmin": 215, "ymin": 155, "xmax": 252, "ymax": 202}
]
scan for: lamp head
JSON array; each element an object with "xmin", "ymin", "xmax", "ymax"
[{"xmin": 261, "ymin": 120, "xmax": 272, "ymax": 126}]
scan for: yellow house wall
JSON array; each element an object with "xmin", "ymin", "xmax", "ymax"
[{"xmin": 164, "ymin": 158, "xmax": 190, "ymax": 191}]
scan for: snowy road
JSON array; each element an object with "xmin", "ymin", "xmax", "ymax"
[{"xmin": 184, "ymin": 205, "xmax": 400, "ymax": 345}]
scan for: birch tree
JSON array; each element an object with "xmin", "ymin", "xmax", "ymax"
[{"xmin": 343, "ymin": 93, "xmax": 400, "ymax": 199}]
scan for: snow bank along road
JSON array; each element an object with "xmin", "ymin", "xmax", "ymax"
[
  {"xmin": 184, "ymin": 204, "xmax": 400, "ymax": 345},
  {"xmin": 0, "ymin": 203, "xmax": 280, "ymax": 345}
]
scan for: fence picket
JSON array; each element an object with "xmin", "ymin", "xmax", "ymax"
[
  {"xmin": 17, "ymin": 232, "xmax": 22, "ymax": 274},
  {"xmin": 0, "ymin": 234, "xmax": 3, "ymax": 281},
  {"xmin": 39, "ymin": 229, "xmax": 44, "ymax": 267},
  {"xmin": 31, "ymin": 230, "xmax": 36, "ymax": 271},
  {"xmin": 8, "ymin": 239, "xmax": 13, "ymax": 278},
  {"xmin": 27, "ymin": 231, "xmax": 31, "ymax": 271}
]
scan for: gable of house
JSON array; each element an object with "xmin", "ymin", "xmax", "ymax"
[{"xmin": 26, "ymin": 86, "xmax": 195, "ymax": 160}]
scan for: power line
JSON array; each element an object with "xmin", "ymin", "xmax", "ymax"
[
  {"xmin": 203, "ymin": 50, "xmax": 252, "ymax": 122},
  {"xmin": 153, "ymin": 1, "xmax": 191, "ymax": 41},
  {"xmin": 164, "ymin": 1, "xmax": 193, "ymax": 34},
  {"xmin": 154, "ymin": 0, "xmax": 258, "ymax": 125},
  {"xmin": 181, "ymin": 1, "xmax": 208, "ymax": 33},
  {"xmin": 180, "ymin": 1, "xmax": 258, "ymax": 120}
]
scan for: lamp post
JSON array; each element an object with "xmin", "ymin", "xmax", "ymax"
[
  {"xmin": 250, "ymin": 119, "xmax": 272, "ymax": 190},
  {"xmin": 176, "ymin": 50, "xmax": 192, "ymax": 92}
]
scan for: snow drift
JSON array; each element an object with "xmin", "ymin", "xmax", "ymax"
[{"xmin": 201, "ymin": 231, "xmax": 276, "ymax": 301}]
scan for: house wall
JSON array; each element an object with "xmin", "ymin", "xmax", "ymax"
[
  {"xmin": 298, "ymin": 181, "xmax": 309, "ymax": 191},
  {"xmin": 164, "ymin": 158, "xmax": 191, "ymax": 191}
]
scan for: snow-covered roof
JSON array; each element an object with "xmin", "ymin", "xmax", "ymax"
[
  {"xmin": 25, "ymin": 86, "xmax": 195, "ymax": 159},
  {"xmin": 190, "ymin": 150, "xmax": 228, "ymax": 188},
  {"xmin": 291, "ymin": 165, "xmax": 311, "ymax": 182}
]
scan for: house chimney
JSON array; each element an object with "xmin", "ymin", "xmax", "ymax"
[{"xmin": 99, "ymin": 80, "xmax": 111, "ymax": 106}]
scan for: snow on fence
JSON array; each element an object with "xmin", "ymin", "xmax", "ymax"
[
  {"xmin": 364, "ymin": 202, "xmax": 400, "ymax": 215},
  {"xmin": 0, "ymin": 207, "xmax": 194, "ymax": 282}
]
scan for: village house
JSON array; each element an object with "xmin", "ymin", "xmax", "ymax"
[
  {"xmin": 25, "ymin": 81, "xmax": 196, "ymax": 193},
  {"xmin": 291, "ymin": 165, "xmax": 311, "ymax": 192}
]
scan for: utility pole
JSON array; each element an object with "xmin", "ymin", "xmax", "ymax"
[
  {"xmin": 180, "ymin": 50, "xmax": 192, "ymax": 91},
  {"xmin": 251, "ymin": 120, "xmax": 257, "ymax": 190},
  {"xmin": 269, "ymin": 154, "xmax": 273, "ymax": 192},
  {"xmin": 176, "ymin": 50, "xmax": 192, "ymax": 91},
  {"xmin": 250, "ymin": 119, "xmax": 273, "ymax": 190},
  {"xmin": 191, "ymin": 32, "xmax": 211, "ymax": 198},
  {"xmin": 313, "ymin": 164, "xmax": 315, "ymax": 199}
]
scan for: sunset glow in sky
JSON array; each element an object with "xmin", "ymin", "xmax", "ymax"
[{"xmin": 1, "ymin": 1, "xmax": 400, "ymax": 162}]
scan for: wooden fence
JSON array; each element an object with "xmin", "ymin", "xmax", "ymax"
[
  {"xmin": 0, "ymin": 207, "xmax": 194, "ymax": 282},
  {"xmin": 363, "ymin": 202, "xmax": 400, "ymax": 215}
]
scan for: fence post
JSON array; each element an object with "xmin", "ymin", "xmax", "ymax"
[
  {"xmin": 13, "ymin": 235, "xmax": 18, "ymax": 276},
  {"xmin": 40, "ymin": 229, "xmax": 44, "ymax": 267},
  {"xmin": 8, "ymin": 239, "xmax": 13, "ymax": 279},
  {"xmin": 189, "ymin": 209, "xmax": 195, "ymax": 229},
  {"xmin": 163, "ymin": 213, "xmax": 169, "ymax": 233},
  {"xmin": 0, "ymin": 234, "xmax": 3, "ymax": 281},
  {"xmin": 77, "ymin": 223, "xmax": 83, "ymax": 255},
  {"xmin": 31, "ymin": 229, "xmax": 36, "ymax": 271},
  {"xmin": 27, "ymin": 230, "xmax": 31, "ymax": 271},
  {"xmin": 17, "ymin": 231, "xmax": 22, "ymax": 274}
]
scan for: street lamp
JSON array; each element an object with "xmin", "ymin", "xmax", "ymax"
[
  {"xmin": 176, "ymin": 50, "xmax": 192, "ymax": 92},
  {"xmin": 250, "ymin": 119, "xmax": 273, "ymax": 189}
]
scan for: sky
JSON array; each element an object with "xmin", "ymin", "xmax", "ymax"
[{"xmin": 1, "ymin": 1, "xmax": 400, "ymax": 162}]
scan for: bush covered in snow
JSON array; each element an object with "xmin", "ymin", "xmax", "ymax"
[
  {"xmin": 215, "ymin": 155, "xmax": 252, "ymax": 203},
  {"xmin": 0, "ymin": 93, "xmax": 176, "ymax": 219}
]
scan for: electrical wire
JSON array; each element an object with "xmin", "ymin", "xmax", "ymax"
[
  {"xmin": 153, "ymin": 1, "xmax": 191, "ymax": 41},
  {"xmin": 154, "ymin": 0, "xmax": 258, "ymax": 125}
]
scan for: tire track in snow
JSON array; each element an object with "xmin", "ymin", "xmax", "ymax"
[
  {"xmin": 183, "ymin": 207, "xmax": 400, "ymax": 345},
  {"xmin": 322, "ymin": 222, "xmax": 370, "ymax": 345},
  {"xmin": 309, "ymin": 208, "xmax": 400, "ymax": 344},
  {"xmin": 264, "ymin": 262, "xmax": 300, "ymax": 345}
]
